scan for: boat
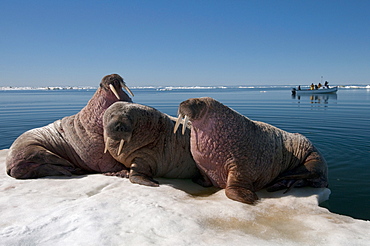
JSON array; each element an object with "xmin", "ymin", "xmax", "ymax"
[{"xmin": 291, "ymin": 86, "xmax": 338, "ymax": 95}]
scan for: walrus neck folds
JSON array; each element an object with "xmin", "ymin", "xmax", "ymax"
[{"xmin": 79, "ymin": 88, "xmax": 122, "ymax": 134}]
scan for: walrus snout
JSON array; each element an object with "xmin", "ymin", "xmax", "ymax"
[
  {"xmin": 174, "ymin": 98, "xmax": 209, "ymax": 134},
  {"xmin": 105, "ymin": 117, "xmax": 133, "ymax": 142},
  {"xmin": 103, "ymin": 115, "xmax": 133, "ymax": 156}
]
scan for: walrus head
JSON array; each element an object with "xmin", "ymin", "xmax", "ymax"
[
  {"xmin": 174, "ymin": 97, "xmax": 214, "ymax": 134},
  {"xmin": 103, "ymin": 105, "xmax": 134, "ymax": 156},
  {"xmin": 100, "ymin": 74, "xmax": 134, "ymax": 100},
  {"xmin": 104, "ymin": 102, "xmax": 167, "ymax": 157}
]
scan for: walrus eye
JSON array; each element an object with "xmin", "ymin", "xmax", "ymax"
[{"xmin": 194, "ymin": 100, "xmax": 206, "ymax": 112}]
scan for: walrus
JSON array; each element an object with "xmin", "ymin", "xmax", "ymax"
[
  {"xmin": 6, "ymin": 74, "xmax": 134, "ymax": 179},
  {"xmin": 174, "ymin": 97, "xmax": 328, "ymax": 204},
  {"xmin": 103, "ymin": 101, "xmax": 201, "ymax": 186}
]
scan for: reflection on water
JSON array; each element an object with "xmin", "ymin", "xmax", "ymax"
[{"xmin": 292, "ymin": 94, "xmax": 337, "ymax": 106}]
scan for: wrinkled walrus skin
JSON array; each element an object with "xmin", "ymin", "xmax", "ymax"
[
  {"xmin": 175, "ymin": 97, "xmax": 328, "ymax": 204},
  {"xmin": 103, "ymin": 102, "xmax": 201, "ymax": 187},
  {"xmin": 6, "ymin": 74, "xmax": 133, "ymax": 179}
]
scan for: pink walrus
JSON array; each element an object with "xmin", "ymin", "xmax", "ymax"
[
  {"xmin": 6, "ymin": 74, "xmax": 134, "ymax": 179},
  {"xmin": 174, "ymin": 97, "xmax": 328, "ymax": 204}
]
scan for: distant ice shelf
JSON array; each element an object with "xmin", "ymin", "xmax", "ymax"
[{"xmin": 0, "ymin": 86, "xmax": 98, "ymax": 90}]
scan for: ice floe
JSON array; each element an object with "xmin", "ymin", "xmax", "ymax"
[{"xmin": 0, "ymin": 149, "xmax": 369, "ymax": 246}]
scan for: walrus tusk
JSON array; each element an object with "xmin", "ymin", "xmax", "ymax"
[
  {"xmin": 173, "ymin": 114, "xmax": 189, "ymax": 135},
  {"xmin": 104, "ymin": 137, "xmax": 110, "ymax": 153},
  {"xmin": 117, "ymin": 139, "xmax": 125, "ymax": 156},
  {"xmin": 174, "ymin": 114, "xmax": 183, "ymax": 133},
  {"xmin": 109, "ymin": 84, "xmax": 121, "ymax": 100},
  {"xmin": 121, "ymin": 82, "xmax": 135, "ymax": 97},
  {"xmin": 182, "ymin": 115, "xmax": 189, "ymax": 135}
]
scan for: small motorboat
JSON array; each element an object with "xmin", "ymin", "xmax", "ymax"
[{"xmin": 292, "ymin": 86, "xmax": 338, "ymax": 95}]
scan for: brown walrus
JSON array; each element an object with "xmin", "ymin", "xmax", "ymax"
[
  {"xmin": 103, "ymin": 101, "xmax": 201, "ymax": 186},
  {"xmin": 6, "ymin": 74, "xmax": 134, "ymax": 179},
  {"xmin": 174, "ymin": 97, "xmax": 328, "ymax": 204}
]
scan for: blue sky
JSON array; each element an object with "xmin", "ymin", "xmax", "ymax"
[{"xmin": 1, "ymin": 0, "xmax": 369, "ymax": 87}]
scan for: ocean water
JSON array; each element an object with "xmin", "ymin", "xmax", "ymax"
[{"xmin": 0, "ymin": 86, "xmax": 369, "ymax": 221}]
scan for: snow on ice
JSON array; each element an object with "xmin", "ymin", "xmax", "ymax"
[{"xmin": 0, "ymin": 149, "xmax": 369, "ymax": 246}]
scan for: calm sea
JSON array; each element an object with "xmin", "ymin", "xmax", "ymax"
[{"xmin": 1, "ymin": 86, "xmax": 369, "ymax": 220}]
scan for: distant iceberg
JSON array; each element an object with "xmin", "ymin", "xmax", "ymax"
[
  {"xmin": 156, "ymin": 86, "xmax": 228, "ymax": 91},
  {"xmin": 339, "ymin": 85, "xmax": 370, "ymax": 89},
  {"xmin": 2, "ymin": 84, "xmax": 370, "ymax": 91}
]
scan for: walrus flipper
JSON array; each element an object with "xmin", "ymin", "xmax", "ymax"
[
  {"xmin": 128, "ymin": 161, "xmax": 159, "ymax": 187},
  {"xmin": 266, "ymin": 179, "xmax": 308, "ymax": 193},
  {"xmin": 7, "ymin": 147, "xmax": 80, "ymax": 179},
  {"xmin": 266, "ymin": 151, "xmax": 328, "ymax": 192},
  {"xmin": 192, "ymin": 172, "xmax": 213, "ymax": 187},
  {"xmin": 103, "ymin": 168, "xmax": 130, "ymax": 178},
  {"xmin": 129, "ymin": 170, "xmax": 159, "ymax": 187},
  {"xmin": 225, "ymin": 165, "xmax": 258, "ymax": 204}
]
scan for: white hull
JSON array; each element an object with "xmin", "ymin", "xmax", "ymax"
[{"xmin": 292, "ymin": 87, "xmax": 338, "ymax": 95}]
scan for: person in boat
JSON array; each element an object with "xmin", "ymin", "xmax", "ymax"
[
  {"xmin": 318, "ymin": 83, "xmax": 322, "ymax": 88},
  {"xmin": 324, "ymin": 81, "xmax": 330, "ymax": 88},
  {"xmin": 315, "ymin": 84, "xmax": 318, "ymax": 90},
  {"xmin": 310, "ymin": 83, "xmax": 315, "ymax": 90}
]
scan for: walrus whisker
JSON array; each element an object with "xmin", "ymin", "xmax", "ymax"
[
  {"xmin": 117, "ymin": 139, "xmax": 125, "ymax": 156},
  {"xmin": 174, "ymin": 114, "xmax": 183, "ymax": 133},
  {"xmin": 104, "ymin": 137, "xmax": 110, "ymax": 154},
  {"xmin": 109, "ymin": 84, "xmax": 121, "ymax": 100},
  {"xmin": 121, "ymin": 82, "xmax": 135, "ymax": 97},
  {"xmin": 182, "ymin": 115, "xmax": 189, "ymax": 135}
]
